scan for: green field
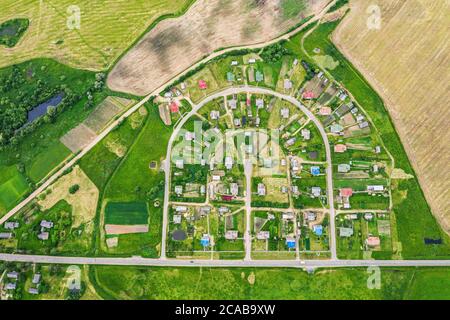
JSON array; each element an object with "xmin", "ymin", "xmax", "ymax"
[
  {"xmin": 91, "ymin": 266, "xmax": 450, "ymax": 300},
  {"xmin": 0, "ymin": 165, "xmax": 30, "ymax": 214},
  {"xmin": 104, "ymin": 202, "xmax": 149, "ymax": 225}
]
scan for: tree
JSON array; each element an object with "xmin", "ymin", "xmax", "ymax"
[{"xmin": 69, "ymin": 184, "xmax": 80, "ymax": 194}]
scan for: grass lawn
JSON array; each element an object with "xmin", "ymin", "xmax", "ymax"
[
  {"xmin": 104, "ymin": 202, "xmax": 148, "ymax": 225},
  {"xmin": 0, "ymin": 165, "xmax": 30, "ymax": 215},
  {"xmin": 90, "ymin": 265, "xmax": 450, "ymax": 300}
]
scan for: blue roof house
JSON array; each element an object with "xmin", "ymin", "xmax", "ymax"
[
  {"xmin": 200, "ymin": 235, "xmax": 210, "ymax": 247},
  {"xmin": 313, "ymin": 225, "xmax": 323, "ymax": 236},
  {"xmin": 311, "ymin": 166, "xmax": 320, "ymax": 176},
  {"xmin": 286, "ymin": 238, "xmax": 296, "ymax": 249}
]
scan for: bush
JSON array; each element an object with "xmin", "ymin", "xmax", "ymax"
[{"xmin": 68, "ymin": 184, "xmax": 80, "ymax": 194}]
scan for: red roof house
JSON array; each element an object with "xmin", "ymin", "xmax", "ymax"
[
  {"xmin": 334, "ymin": 144, "xmax": 347, "ymax": 153},
  {"xmin": 221, "ymin": 195, "xmax": 234, "ymax": 202},
  {"xmin": 303, "ymin": 91, "xmax": 315, "ymax": 99},
  {"xmin": 198, "ymin": 80, "xmax": 207, "ymax": 90},
  {"xmin": 339, "ymin": 188, "xmax": 353, "ymax": 198},
  {"xmin": 319, "ymin": 106, "xmax": 332, "ymax": 115},
  {"xmin": 366, "ymin": 236, "xmax": 381, "ymax": 247},
  {"xmin": 169, "ymin": 101, "xmax": 179, "ymax": 113}
]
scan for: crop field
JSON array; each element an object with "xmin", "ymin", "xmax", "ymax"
[
  {"xmin": 108, "ymin": 0, "xmax": 329, "ymax": 95},
  {"xmin": 104, "ymin": 202, "xmax": 149, "ymax": 225},
  {"xmin": 91, "ymin": 266, "xmax": 450, "ymax": 300},
  {"xmin": 0, "ymin": 0, "xmax": 193, "ymax": 70},
  {"xmin": 299, "ymin": 19, "xmax": 450, "ymax": 259},
  {"xmin": 332, "ymin": 0, "xmax": 450, "ymax": 234}
]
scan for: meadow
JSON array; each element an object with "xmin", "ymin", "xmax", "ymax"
[
  {"xmin": 0, "ymin": 0, "xmax": 194, "ymax": 70},
  {"xmin": 298, "ymin": 20, "xmax": 450, "ymax": 259},
  {"xmin": 90, "ymin": 265, "xmax": 450, "ymax": 300}
]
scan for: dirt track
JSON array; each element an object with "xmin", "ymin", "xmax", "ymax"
[
  {"xmin": 107, "ymin": 0, "xmax": 328, "ymax": 95},
  {"xmin": 333, "ymin": 0, "xmax": 450, "ymax": 233}
]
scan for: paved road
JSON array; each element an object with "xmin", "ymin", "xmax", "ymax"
[
  {"xmin": 160, "ymin": 86, "xmax": 336, "ymax": 259},
  {"xmin": 0, "ymin": 0, "xmax": 337, "ymax": 227},
  {"xmin": 1, "ymin": 253, "xmax": 450, "ymax": 269}
]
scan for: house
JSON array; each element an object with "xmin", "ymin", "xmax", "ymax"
[
  {"xmin": 173, "ymin": 215, "xmax": 182, "ymax": 224},
  {"xmin": 248, "ymin": 58, "xmax": 256, "ymax": 64},
  {"xmin": 175, "ymin": 206, "xmax": 187, "ymax": 212},
  {"xmin": 200, "ymin": 234, "xmax": 210, "ymax": 247},
  {"xmin": 303, "ymin": 91, "xmax": 315, "ymax": 100},
  {"xmin": 359, "ymin": 121, "xmax": 369, "ymax": 129},
  {"xmin": 257, "ymin": 183, "xmax": 266, "ymax": 196},
  {"xmin": 338, "ymin": 164, "xmax": 351, "ymax": 173},
  {"xmin": 38, "ymin": 232, "xmax": 49, "ymax": 240},
  {"xmin": 286, "ymin": 137, "xmax": 296, "ymax": 147},
  {"xmin": 256, "ymin": 231, "xmax": 270, "ymax": 240},
  {"xmin": 4, "ymin": 222, "xmax": 19, "ymax": 230},
  {"xmin": 346, "ymin": 214, "xmax": 358, "ymax": 220},
  {"xmin": 313, "ymin": 225, "xmax": 323, "ymax": 236},
  {"xmin": 228, "ymin": 99, "xmax": 237, "ymax": 109},
  {"xmin": 225, "ymin": 156, "xmax": 233, "ymax": 170},
  {"xmin": 174, "ymin": 185, "xmax": 183, "ymax": 195},
  {"xmin": 231, "ymin": 60, "xmax": 238, "ymax": 66},
  {"xmin": 210, "ymin": 110, "xmax": 220, "ymax": 120},
  {"xmin": 310, "ymin": 166, "xmax": 320, "ymax": 176},
  {"xmin": 218, "ymin": 207, "xmax": 230, "ymax": 214},
  {"xmin": 169, "ymin": 101, "xmax": 179, "ymax": 113},
  {"xmin": 32, "ymin": 273, "xmax": 41, "ymax": 285},
  {"xmin": 40, "ymin": 220, "xmax": 54, "ymax": 229},
  {"xmin": 233, "ymin": 118, "xmax": 241, "ymax": 127},
  {"xmin": 367, "ymin": 185, "xmax": 384, "ymax": 193},
  {"xmin": 0, "ymin": 232, "xmax": 12, "ymax": 239},
  {"xmin": 306, "ymin": 211, "xmax": 316, "ymax": 221},
  {"xmin": 284, "ymin": 79, "xmax": 293, "ymax": 90},
  {"xmin": 375, "ymin": 146, "xmax": 381, "ymax": 154},
  {"xmin": 291, "ymin": 185, "xmax": 299, "ymax": 195},
  {"xmin": 311, "ymin": 187, "xmax": 321, "ymax": 198},
  {"xmin": 286, "ymin": 237, "xmax": 296, "ymax": 249},
  {"xmin": 339, "ymin": 227, "xmax": 354, "ymax": 237},
  {"xmin": 364, "ymin": 213, "xmax": 374, "ymax": 220},
  {"xmin": 200, "ymin": 185, "xmax": 206, "ymax": 194},
  {"xmin": 330, "ymin": 123, "xmax": 344, "ymax": 133},
  {"xmin": 28, "ymin": 288, "xmax": 39, "ymax": 295},
  {"xmin": 301, "ymin": 129, "xmax": 311, "ymax": 140},
  {"xmin": 282, "ymin": 212, "xmax": 294, "ymax": 220},
  {"xmin": 339, "ymin": 188, "xmax": 353, "ymax": 198},
  {"xmin": 222, "ymin": 195, "xmax": 234, "ymax": 202},
  {"xmin": 180, "ymin": 82, "xmax": 187, "ymax": 90},
  {"xmin": 230, "ymin": 183, "xmax": 239, "ymax": 196},
  {"xmin": 5, "ymin": 283, "xmax": 16, "ymax": 290},
  {"xmin": 366, "ymin": 236, "xmax": 381, "ymax": 247},
  {"xmin": 334, "ymin": 144, "xmax": 347, "ymax": 153},
  {"xmin": 255, "ymin": 71, "xmax": 264, "ymax": 82},
  {"xmin": 175, "ymin": 159, "xmax": 184, "ymax": 169},
  {"xmin": 227, "ymin": 72, "xmax": 235, "ymax": 82},
  {"xmin": 198, "ymin": 80, "xmax": 207, "ymax": 90},
  {"xmin": 7, "ymin": 271, "xmax": 19, "ymax": 279},
  {"xmin": 225, "ymin": 230, "xmax": 239, "ymax": 240},
  {"xmin": 185, "ymin": 131, "xmax": 195, "ymax": 141},
  {"xmin": 200, "ymin": 206, "xmax": 211, "ymax": 215},
  {"xmin": 338, "ymin": 92, "xmax": 348, "ymax": 101},
  {"xmin": 319, "ymin": 106, "xmax": 332, "ymax": 115},
  {"xmin": 256, "ymin": 99, "xmax": 264, "ymax": 109}
]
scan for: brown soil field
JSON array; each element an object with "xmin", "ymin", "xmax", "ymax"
[
  {"xmin": 333, "ymin": 0, "xmax": 450, "ymax": 232},
  {"xmin": 105, "ymin": 224, "xmax": 149, "ymax": 235},
  {"xmin": 107, "ymin": 0, "xmax": 329, "ymax": 95},
  {"xmin": 38, "ymin": 165, "xmax": 99, "ymax": 228},
  {"xmin": 60, "ymin": 123, "xmax": 97, "ymax": 153}
]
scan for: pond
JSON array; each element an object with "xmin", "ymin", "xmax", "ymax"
[{"xmin": 27, "ymin": 92, "xmax": 64, "ymax": 123}]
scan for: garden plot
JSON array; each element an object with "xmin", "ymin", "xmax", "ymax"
[{"xmin": 0, "ymin": 166, "xmax": 30, "ymax": 217}]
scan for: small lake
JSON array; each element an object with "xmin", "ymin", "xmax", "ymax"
[{"xmin": 27, "ymin": 92, "xmax": 64, "ymax": 123}]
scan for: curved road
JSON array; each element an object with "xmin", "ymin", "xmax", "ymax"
[{"xmin": 161, "ymin": 85, "xmax": 336, "ymax": 259}]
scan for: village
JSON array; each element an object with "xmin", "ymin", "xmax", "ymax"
[{"xmin": 158, "ymin": 50, "xmax": 394, "ymax": 260}]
